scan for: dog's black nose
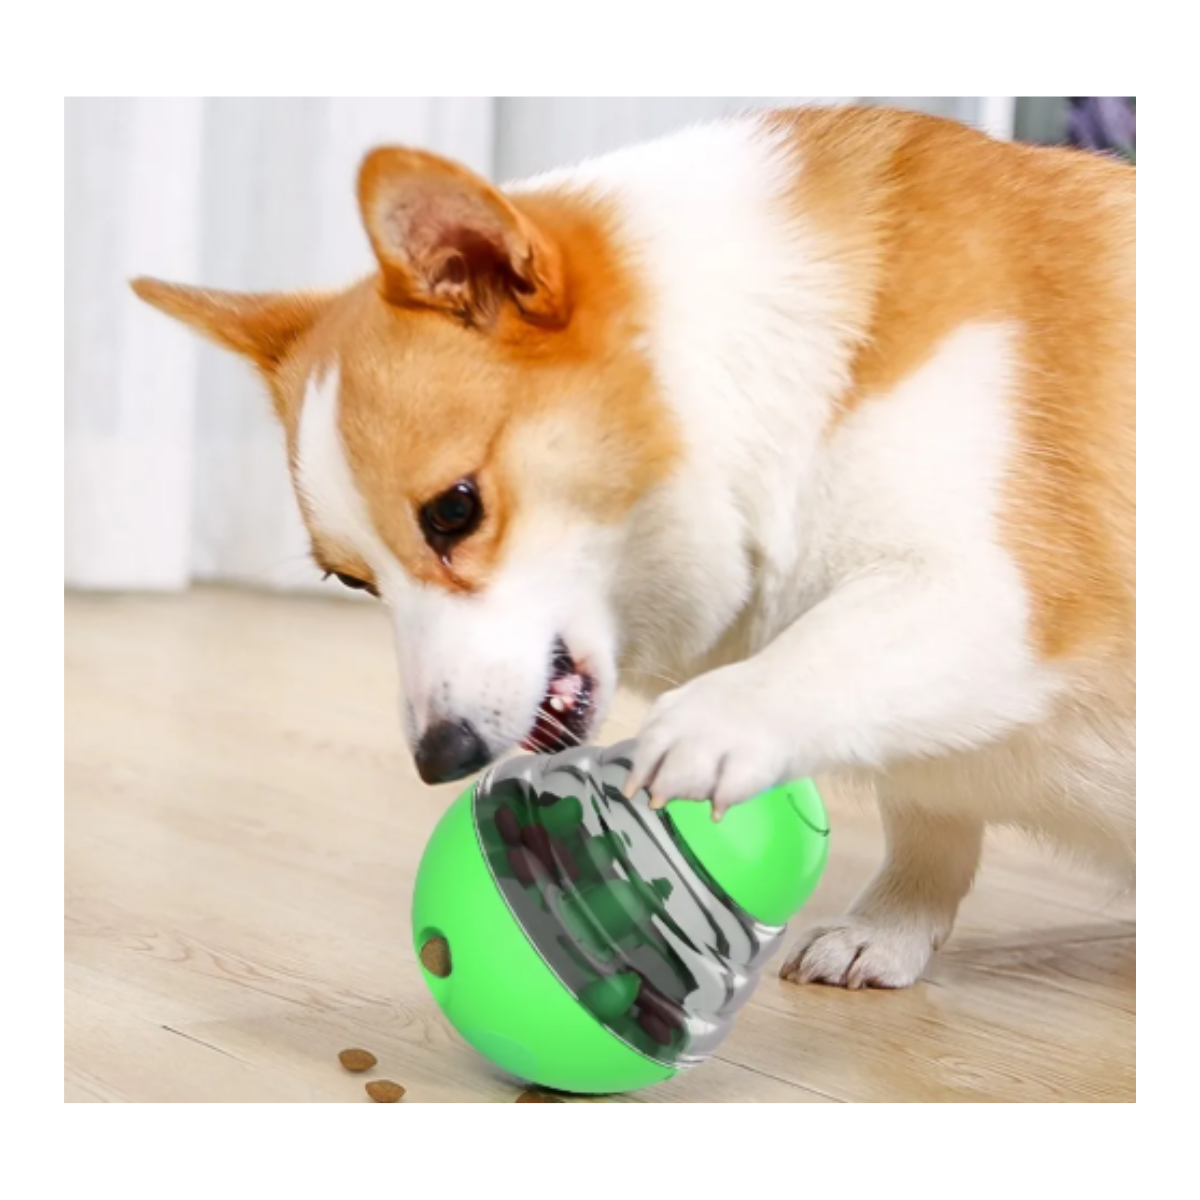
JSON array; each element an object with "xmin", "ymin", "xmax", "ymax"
[{"xmin": 414, "ymin": 720, "xmax": 491, "ymax": 785}]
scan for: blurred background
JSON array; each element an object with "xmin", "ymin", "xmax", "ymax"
[{"xmin": 64, "ymin": 97, "xmax": 1135, "ymax": 595}]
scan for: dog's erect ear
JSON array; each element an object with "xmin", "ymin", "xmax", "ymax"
[
  {"xmin": 130, "ymin": 278, "xmax": 329, "ymax": 373},
  {"xmin": 357, "ymin": 147, "xmax": 567, "ymax": 329}
]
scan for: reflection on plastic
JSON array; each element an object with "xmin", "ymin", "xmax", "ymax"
[{"xmin": 473, "ymin": 739, "xmax": 785, "ymax": 1068}]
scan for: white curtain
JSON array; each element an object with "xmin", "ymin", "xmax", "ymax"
[{"xmin": 65, "ymin": 97, "xmax": 1012, "ymax": 592}]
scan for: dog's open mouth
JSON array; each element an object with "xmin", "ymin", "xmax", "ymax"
[{"xmin": 521, "ymin": 637, "xmax": 596, "ymax": 754}]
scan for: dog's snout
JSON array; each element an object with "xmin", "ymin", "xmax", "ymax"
[{"xmin": 414, "ymin": 719, "xmax": 491, "ymax": 785}]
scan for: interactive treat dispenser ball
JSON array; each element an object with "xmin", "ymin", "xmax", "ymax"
[{"xmin": 411, "ymin": 739, "xmax": 829, "ymax": 1095}]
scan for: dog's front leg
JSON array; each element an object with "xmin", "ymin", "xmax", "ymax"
[
  {"xmin": 626, "ymin": 566, "xmax": 1046, "ymax": 986},
  {"xmin": 779, "ymin": 802, "xmax": 983, "ymax": 988}
]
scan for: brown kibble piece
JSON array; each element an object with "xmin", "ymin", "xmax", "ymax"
[
  {"xmin": 338, "ymin": 1048, "xmax": 378, "ymax": 1073},
  {"xmin": 365, "ymin": 1079, "xmax": 407, "ymax": 1103},
  {"xmin": 515, "ymin": 1090, "xmax": 563, "ymax": 1103},
  {"xmin": 636, "ymin": 979, "xmax": 685, "ymax": 1030},
  {"xmin": 637, "ymin": 1009, "xmax": 674, "ymax": 1046},
  {"xmin": 519, "ymin": 824, "xmax": 582, "ymax": 885},
  {"xmin": 520, "ymin": 824, "xmax": 556, "ymax": 873},
  {"xmin": 420, "ymin": 935, "xmax": 452, "ymax": 978},
  {"xmin": 507, "ymin": 845, "xmax": 540, "ymax": 887},
  {"xmin": 549, "ymin": 835, "xmax": 582, "ymax": 883},
  {"xmin": 495, "ymin": 805, "xmax": 523, "ymax": 846}
]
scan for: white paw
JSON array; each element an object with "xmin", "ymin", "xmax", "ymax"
[
  {"xmin": 779, "ymin": 918, "xmax": 936, "ymax": 989},
  {"xmin": 625, "ymin": 664, "xmax": 792, "ymax": 816}
]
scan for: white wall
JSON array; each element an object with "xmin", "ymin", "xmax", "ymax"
[{"xmin": 494, "ymin": 97, "xmax": 1011, "ymax": 179}]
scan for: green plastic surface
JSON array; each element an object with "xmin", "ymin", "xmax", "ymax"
[
  {"xmin": 579, "ymin": 972, "xmax": 640, "ymax": 1021},
  {"xmin": 411, "ymin": 786, "xmax": 675, "ymax": 1095},
  {"xmin": 664, "ymin": 779, "xmax": 829, "ymax": 926}
]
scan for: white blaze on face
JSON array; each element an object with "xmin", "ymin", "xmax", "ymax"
[
  {"xmin": 294, "ymin": 365, "xmax": 391, "ymax": 565},
  {"xmin": 294, "ymin": 366, "xmax": 619, "ymax": 759}
]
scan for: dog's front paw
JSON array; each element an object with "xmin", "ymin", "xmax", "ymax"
[
  {"xmin": 625, "ymin": 664, "xmax": 792, "ymax": 816},
  {"xmin": 779, "ymin": 918, "xmax": 936, "ymax": 990}
]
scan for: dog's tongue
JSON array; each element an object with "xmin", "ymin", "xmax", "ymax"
[{"xmin": 547, "ymin": 673, "xmax": 584, "ymax": 713}]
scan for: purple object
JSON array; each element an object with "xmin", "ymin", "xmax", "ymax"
[{"xmin": 1067, "ymin": 97, "xmax": 1135, "ymax": 162}]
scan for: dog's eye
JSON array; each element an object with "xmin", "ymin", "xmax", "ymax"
[
  {"xmin": 419, "ymin": 479, "xmax": 483, "ymax": 554},
  {"xmin": 325, "ymin": 571, "xmax": 378, "ymax": 597}
]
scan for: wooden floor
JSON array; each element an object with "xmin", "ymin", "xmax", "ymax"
[{"xmin": 65, "ymin": 588, "xmax": 1135, "ymax": 1102}]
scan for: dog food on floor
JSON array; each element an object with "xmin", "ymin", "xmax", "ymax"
[
  {"xmin": 338, "ymin": 1048, "xmax": 378, "ymax": 1072},
  {"xmin": 336, "ymin": 1044, "xmax": 561, "ymax": 1102}
]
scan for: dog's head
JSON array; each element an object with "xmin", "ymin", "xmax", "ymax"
[{"xmin": 133, "ymin": 147, "xmax": 680, "ymax": 783}]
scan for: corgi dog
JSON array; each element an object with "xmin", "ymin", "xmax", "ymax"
[{"xmin": 133, "ymin": 106, "xmax": 1134, "ymax": 989}]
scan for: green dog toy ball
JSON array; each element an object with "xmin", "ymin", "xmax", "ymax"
[{"xmin": 411, "ymin": 739, "xmax": 828, "ymax": 1096}]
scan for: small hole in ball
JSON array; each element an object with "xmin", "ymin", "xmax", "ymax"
[{"xmin": 420, "ymin": 934, "xmax": 452, "ymax": 978}]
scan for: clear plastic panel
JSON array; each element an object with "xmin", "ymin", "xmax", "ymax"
[{"xmin": 472, "ymin": 740, "xmax": 784, "ymax": 1069}]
